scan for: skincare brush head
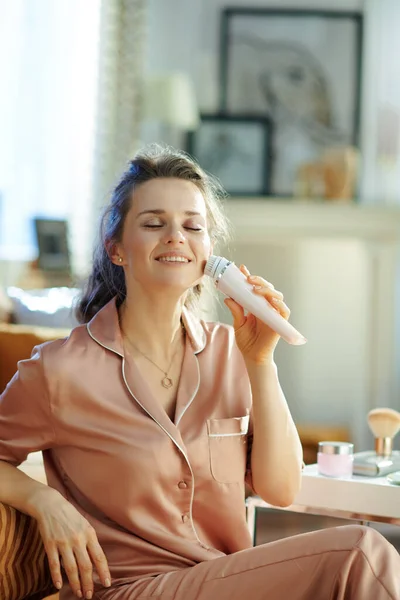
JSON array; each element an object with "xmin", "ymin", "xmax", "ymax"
[{"xmin": 367, "ymin": 408, "xmax": 400, "ymax": 456}]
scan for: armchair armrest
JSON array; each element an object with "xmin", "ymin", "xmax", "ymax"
[{"xmin": 0, "ymin": 502, "xmax": 57, "ymax": 600}]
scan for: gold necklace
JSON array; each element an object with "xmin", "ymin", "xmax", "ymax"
[{"xmin": 123, "ymin": 324, "xmax": 185, "ymax": 389}]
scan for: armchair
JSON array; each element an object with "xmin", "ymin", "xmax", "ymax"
[{"xmin": 0, "ymin": 502, "xmax": 58, "ymax": 600}]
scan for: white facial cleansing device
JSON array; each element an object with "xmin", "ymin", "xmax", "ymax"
[{"xmin": 204, "ymin": 255, "xmax": 307, "ymax": 346}]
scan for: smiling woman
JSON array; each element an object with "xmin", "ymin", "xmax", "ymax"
[
  {"xmin": 76, "ymin": 144, "xmax": 231, "ymax": 323},
  {"xmin": 1, "ymin": 143, "xmax": 400, "ymax": 600}
]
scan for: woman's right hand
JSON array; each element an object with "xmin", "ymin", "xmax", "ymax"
[{"xmin": 30, "ymin": 488, "xmax": 111, "ymax": 599}]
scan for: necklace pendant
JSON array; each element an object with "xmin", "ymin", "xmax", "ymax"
[{"xmin": 161, "ymin": 376, "xmax": 173, "ymax": 389}]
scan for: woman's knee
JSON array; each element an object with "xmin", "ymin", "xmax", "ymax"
[
  {"xmin": 326, "ymin": 524, "xmax": 371, "ymax": 548},
  {"xmin": 330, "ymin": 525, "xmax": 400, "ymax": 598},
  {"xmin": 322, "ymin": 524, "xmax": 397, "ymax": 559},
  {"xmin": 334, "ymin": 524, "xmax": 391, "ymax": 549}
]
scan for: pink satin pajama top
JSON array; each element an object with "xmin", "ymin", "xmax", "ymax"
[{"xmin": 0, "ymin": 299, "xmax": 254, "ymax": 593}]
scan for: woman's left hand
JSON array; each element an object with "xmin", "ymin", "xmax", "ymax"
[{"xmin": 224, "ymin": 265, "xmax": 290, "ymax": 365}]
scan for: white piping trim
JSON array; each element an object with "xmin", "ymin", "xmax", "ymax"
[
  {"xmin": 121, "ymin": 357, "xmax": 209, "ymax": 550},
  {"xmin": 87, "ymin": 324, "xmax": 209, "ymax": 550},
  {"xmin": 208, "ymin": 432, "xmax": 246, "ymax": 438},
  {"xmin": 193, "ymin": 339, "xmax": 206, "ymax": 355},
  {"xmin": 175, "ymin": 356, "xmax": 200, "ymax": 427},
  {"xmin": 86, "ymin": 324, "xmax": 124, "ymax": 358}
]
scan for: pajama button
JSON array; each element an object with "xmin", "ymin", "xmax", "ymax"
[
  {"xmin": 178, "ymin": 481, "xmax": 188, "ymax": 489},
  {"xmin": 182, "ymin": 514, "xmax": 190, "ymax": 523}
]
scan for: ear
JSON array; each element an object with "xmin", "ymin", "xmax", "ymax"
[{"xmin": 108, "ymin": 242, "xmax": 124, "ymax": 266}]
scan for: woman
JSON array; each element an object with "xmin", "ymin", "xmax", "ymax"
[{"xmin": 0, "ymin": 145, "xmax": 399, "ymax": 600}]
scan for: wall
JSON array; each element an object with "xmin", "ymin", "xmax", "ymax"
[
  {"xmin": 142, "ymin": 0, "xmax": 400, "ymax": 448},
  {"xmin": 145, "ymin": 0, "xmax": 400, "ymax": 205},
  {"xmin": 360, "ymin": 0, "xmax": 400, "ymax": 205},
  {"xmin": 145, "ymin": 0, "xmax": 364, "ymax": 128}
]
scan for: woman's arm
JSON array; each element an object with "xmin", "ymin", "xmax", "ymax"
[
  {"xmin": 0, "ymin": 458, "xmax": 61, "ymax": 517},
  {"xmin": 0, "ymin": 459, "xmax": 111, "ymax": 598},
  {"xmin": 224, "ymin": 264, "xmax": 304, "ymax": 507},
  {"xmin": 244, "ymin": 360, "xmax": 303, "ymax": 506}
]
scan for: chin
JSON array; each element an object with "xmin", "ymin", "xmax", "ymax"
[{"xmin": 152, "ymin": 275, "xmax": 195, "ymax": 291}]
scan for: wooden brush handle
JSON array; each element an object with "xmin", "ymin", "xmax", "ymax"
[{"xmin": 367, "ymin": 408, "xmax": 400, "ymax": 454}]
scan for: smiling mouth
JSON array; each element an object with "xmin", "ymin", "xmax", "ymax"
[{"xmin": 156, "ymin": 257, "xmax": 191, "ymax": 264}]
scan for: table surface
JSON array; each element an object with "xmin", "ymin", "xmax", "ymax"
[{"xmin": 247, "ymin": 464, "xmax": 400, "ymax": 525}]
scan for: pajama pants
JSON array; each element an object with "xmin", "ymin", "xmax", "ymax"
[{"xmin": 97, "ymin": 525, "xmax": 400, "ymax": 600}]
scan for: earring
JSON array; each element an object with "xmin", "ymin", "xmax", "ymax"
[{"xmin": 118, "ymin": 257, "xmax": 123, "ymax": 263}]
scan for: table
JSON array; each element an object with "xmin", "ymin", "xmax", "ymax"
[{"xmin": 246, "ymin": 464, "xmax": 400, "ymax": 545}]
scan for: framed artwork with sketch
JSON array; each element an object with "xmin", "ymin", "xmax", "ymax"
[
  {"xmin": 186, "ymin": 113, "xmax": 273, "ymax": 197},
  {"xmin": 219, "ymin": 8, "xmax": 363, "ymax": 196}
]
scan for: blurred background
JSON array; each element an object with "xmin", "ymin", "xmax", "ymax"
[{"xmin": 1, "ymin": 0, "xmax": 400, "ymax": 462}]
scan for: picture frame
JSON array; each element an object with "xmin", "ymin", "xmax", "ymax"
[
  {"xmin": 186, "ymin": 113, "xmax": 273, "ymax": 196},
  {"xmin": 219, "ymin": 8, "xmax": 363, "ymax": 196},
  {"xmin": 34, "ymin": 218, "xmax": 71, "ymax": 272}
]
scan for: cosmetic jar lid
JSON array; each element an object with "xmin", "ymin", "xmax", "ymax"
[{"xmin": 318, "ymin": 441, "xmax": 354, "ymax": 455}]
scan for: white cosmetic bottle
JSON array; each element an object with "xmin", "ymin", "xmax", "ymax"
[{"xmin": 204, "ymin": 255, "xmax": 307, "ymax": 346}]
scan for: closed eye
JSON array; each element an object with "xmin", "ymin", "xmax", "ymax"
[{"xmin": 143, "ymin": 224, "xmax": 203, "ymax": 231}]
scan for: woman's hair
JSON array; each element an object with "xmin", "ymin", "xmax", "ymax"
[{"xmin": 76, "ymin": 144, "xmax": 232, "ymax": 323}]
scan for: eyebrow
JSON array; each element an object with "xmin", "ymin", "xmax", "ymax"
[{"xmin": 136, "ymin": 209, "xmax": 203, "ymax": 218}]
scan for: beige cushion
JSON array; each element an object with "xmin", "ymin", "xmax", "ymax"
[{"xmin": 0, "ymin": 502, "xmax": 57, "ymax": 600}]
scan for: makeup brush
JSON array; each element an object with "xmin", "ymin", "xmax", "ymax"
[{"xmin": 367, "ymin": 408, "xmax": 400, "ymax": 457}]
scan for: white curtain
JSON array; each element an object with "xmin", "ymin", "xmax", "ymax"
[
  {"xmin": 90, "ymin": 0, "xmax": 148, "ymax": 235},
  {"xmin": 0, "ymin": 0, "xmax": 101, "ymax": 273},
  {"xmin": 0, "ymin": 0, "xmax": 147, "ymax": 276}
]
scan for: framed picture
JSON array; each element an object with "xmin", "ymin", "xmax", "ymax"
[
  {"xmin": 219, "ymin": 9, "xmax": 363, "ymax": 196},
  {"xmin": 34, "ymin": 218, "xmax": 71, "ymax": 272},
  {"xmin": 186, "ymin": 113, "xmax": 273, "ymax": 196}
]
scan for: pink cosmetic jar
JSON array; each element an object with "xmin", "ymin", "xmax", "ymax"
[{"xmin": 317, "ymin": 441, "xmax": 354, "ymax": 478}]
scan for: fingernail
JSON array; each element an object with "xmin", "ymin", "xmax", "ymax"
[
  {"xmin": 248, "ymin": 275, "xmax": 256, "ymax": 281},
  {"xmin": 253, "ymin": 285, "xmax": 263, "ymax": 290},
  {"xmin": 55, "ymin": 582, "xmax": 62, "ymax": 590},
  {"xmin": 77, "ymin": 591, "xmax": 83, "ymax": 598},
  {"xmin": 105, "ymin": 578, "xmax": 111, "ymax": 588},
  {"xmin": 86, "ymin": 592, "xmax": 93, "ymax": 600}
]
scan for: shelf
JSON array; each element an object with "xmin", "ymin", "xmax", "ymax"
[{"xmin": 225, "ymin": 199, "xmax": 400, "ymax": 243}]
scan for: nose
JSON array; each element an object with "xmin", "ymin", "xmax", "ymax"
[{"xmin": 162, "ymin": 224, "xmax": 185, "ymax": 244}]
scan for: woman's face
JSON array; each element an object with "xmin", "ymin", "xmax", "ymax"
[{"xmin": 113, "ymin": 177, "xmax": 213, "ymax": 295}]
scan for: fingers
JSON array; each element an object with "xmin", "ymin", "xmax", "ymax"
[
  {"xmin": 224, "ymin": 297, "xmax": 246, "ymax": 329},
  {"xmin": 249, "ymin": 276, "xmax": 283, "ymax": 298},
  {"xmin": 239, "ymin": 264, "xmax": 290, "ymax": 319},
  {"xmin": 59, "ymin": 545, "xmax": 83, "ymax": 598},
  {"xmin": 45, "ymin": 534, "xmax": 111, "ymax": 599},
  {"xmin": 240, "ymin": 264, "xmax": 251, "ymax": 277},
  {"xmin": 240, "ymin": 265, "xmax": 280, "ymax": 294},
  {"xmin": 269, "ymin": 297, "xmax": 291, "ymax": 319},
  {"xmin": 37, "ymin": 497, "xmax": 111, "ymax": 598},
  {"xmin": 45, "ymin": 542, "xmax": 63, "ymax": 591},
  {"xmin": 73, "ymin": 546, "xmax": 94, "ymax": 599},
  {"xmin": 87, "ymin": 535, "xmax": 111, "ymax": 589}
]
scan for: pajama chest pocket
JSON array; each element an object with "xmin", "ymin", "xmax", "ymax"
[{"xmin": 207, "ymin": 415, "xmax": 249, "ymax": 483}]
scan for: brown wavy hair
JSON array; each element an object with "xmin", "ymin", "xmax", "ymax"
[{"xmin": 76, "ymin": 144, "xmax": 232, "ymax": 323}]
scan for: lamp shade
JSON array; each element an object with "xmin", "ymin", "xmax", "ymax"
[{"xmin": 143, "ymin": 73, "xmax": 199, "ymax": 130}]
